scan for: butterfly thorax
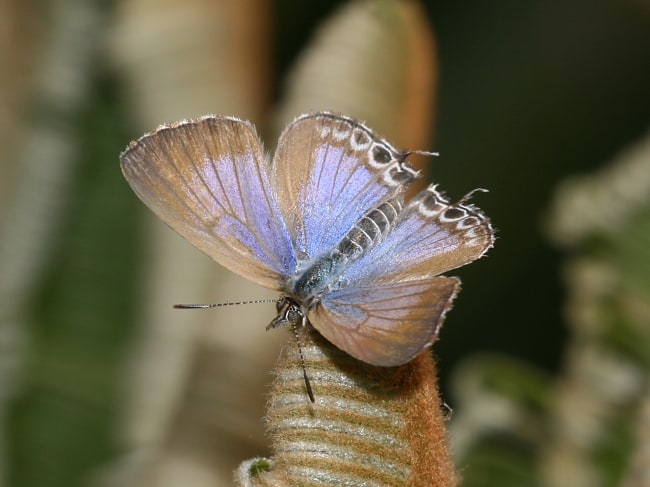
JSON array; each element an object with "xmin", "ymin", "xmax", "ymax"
[{"xmin": 291, "ymin": 198, "xmax": 403, "ymax": 303}]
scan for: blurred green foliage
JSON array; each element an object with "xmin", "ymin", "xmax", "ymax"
[{"xmin": 8, "ymin": 79, "xmax": 139, "ymax": 487}]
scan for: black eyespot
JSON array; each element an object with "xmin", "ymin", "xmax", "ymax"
[
  {"xmin": 444, "ymin": 207, "xmax": 465, "ymax": 220},
  {"xmin": 421, "ymin": 191, "xmax": 439, "ymax": 208},
  {"xmin": 462, "ymin": 216, "xmax": 479, "ymax": 227},
  {"xmin": 353, "ymin": 130, "xmax": 370, "ymax": 146},
  {"xmin": 372, "ymin": 146, "xmax": 392, "ymax": 165},
  {"xmin": 388, "ymin": 166, "xmax": 414, "ymax": 184}
]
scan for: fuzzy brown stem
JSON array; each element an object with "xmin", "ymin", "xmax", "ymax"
[{"xmin": 236, "ymin": 325, "xmax": 458, "ymax": 486}]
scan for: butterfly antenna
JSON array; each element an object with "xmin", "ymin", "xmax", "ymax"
[
  {"xmin": 292, "ymin": 320, "xmax": 315, "ymax": 403},
  {"xmin": 173, "ymin": 299, "xmax": 276, "ymax": 309}
]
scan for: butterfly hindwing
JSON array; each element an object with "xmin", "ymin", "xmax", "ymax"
[
  {"xmin": 306, "ymin": 185, "xmax": 493, "ymax": 366},
  {"xmin": 339, "ymin": 185, "xmax": 495, "ymax": 285},
  {"xmin": 120, "ymin": 115, "xmax": 295, "ymax": 290},
  {"xmin": 310, "ymin": 277, "xmax": 460, "ymax": 366}
]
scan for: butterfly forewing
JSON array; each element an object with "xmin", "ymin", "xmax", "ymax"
[
  {"xmin": 120, "ymin": 115, "xmax": 295, "ymax": 290},
  {"xmin": 311, "ymin": 277, "xmax": 460, "ymax": 366},
  {"xmin": 270, "ymin": 113, "xmax": 419, "ymax": 259}
]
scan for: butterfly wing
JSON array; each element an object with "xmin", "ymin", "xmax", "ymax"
[
  {"xmin": 120, "ymin": 115, "xmax": 295, "ymax": 290},
  {"xmin": 270, "ymin": 113, "xmax": 420, "ymax": 259},
  {"xmin": 310, "ymin": 278, "xmax": 460, "ymax": 366},
  {"xmin": 341, "ymin": 185, "xmax": 495, "ymax": 284},
  {"xmin": 308, "ymin": 185, "xmax": 494, "ymax": 366}
]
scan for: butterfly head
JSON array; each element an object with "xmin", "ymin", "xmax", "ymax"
[{"xmin": 267, "ymin": 295, "xmax": 306, "ymax": 331}]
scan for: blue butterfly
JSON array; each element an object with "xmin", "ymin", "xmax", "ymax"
[{"xmin": 120, "ymin": 112, "xmax": 494, "ymax": 369}]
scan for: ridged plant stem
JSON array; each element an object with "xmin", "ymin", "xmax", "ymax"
[{"xmin": 236, "ymin": 325, "xmax": 458, "ymax": 487}]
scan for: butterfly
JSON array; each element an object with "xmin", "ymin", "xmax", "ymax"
[{"xmin": 120, "ymin": 112, "xmax": 494, "ymax": 373}]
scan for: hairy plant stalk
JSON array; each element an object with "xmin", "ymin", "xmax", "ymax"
[{"xmin": 236, "ymin": 325, "xmax": 458, "ymax": 487}]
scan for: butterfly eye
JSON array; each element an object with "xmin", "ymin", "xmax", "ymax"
[
  {"xmin": 268, "ymin": 296, "xmax": 304, "ymax": 330},
  {"xmin": 275, "ymin": 296, "xmax": 289, "ymax": 312}
]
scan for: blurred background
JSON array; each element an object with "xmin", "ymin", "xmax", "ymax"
[{"xmin": 1, "ymin": 0, "xmax": 648, "ymax": 486}]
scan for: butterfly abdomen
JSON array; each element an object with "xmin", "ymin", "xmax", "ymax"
[
  {"xmin": 292, "ymin": 199, "xmax": 402, "ymax": 301},
  {"xmin": 336, "ymin": 199, "xmax": 402, "ymax": 258}
]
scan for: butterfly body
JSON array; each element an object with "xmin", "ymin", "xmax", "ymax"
[
  {"xmin": 120, "ymin": 112, "xmax": 494, "ymax": 367},
  {"xmin": 291, "ymin": 197, "xmax": 403, "ymax": 302}
]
